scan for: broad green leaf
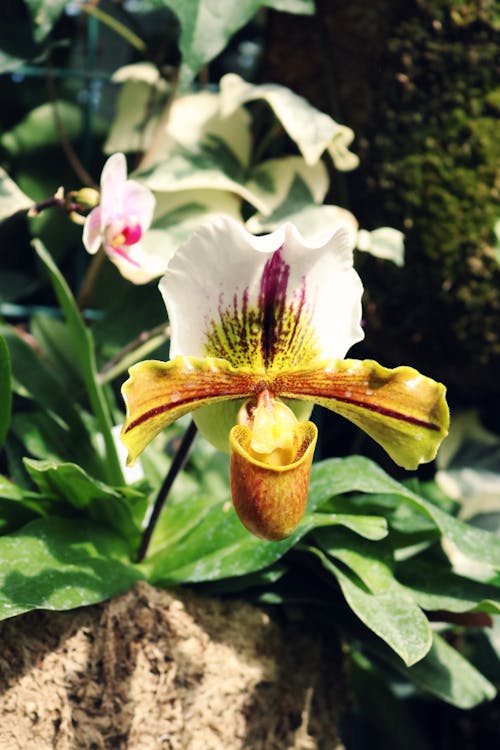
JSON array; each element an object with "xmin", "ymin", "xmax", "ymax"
[
  {"xmin": 0, "ymin": 498, "xmax": 37, "ymax": 535},
  {"xmin": 311, "ymin": 513, "xmax": 388, "ymax": 542},
  {"xmin": 0, "ymin": 516, "xmax": 143, "ymax": 620},
  {"xmin": 320, "ymin": 456, "xmax": 500, "ymax": 573},
  {"xmin": 33, "ymin": 240, "xmax": 123, "ymax": 485},
  {"xmin": 24, "ymin": 0, "xmax": 67, "ymax": 42},
  {"xmin": 0, "ymin": 335, "xmax": 12, "ymax": 447},
  {"xmin": 245, "ymin": 158, "xmax": 329, "ymax": 219},
  {"xmin": 0, "ymin": 476, "xmax": 24, "ymax": 501},
  {"xmin": 246, "ymin": 174, "xmax": 356, "ymax": 240},
  {"xmin": 1, "ymin": 324, "xmax": 101, "ymax": 476},
  {"xmin": 0, "ymin": 271, "xmax": 39, "ymax": 303},
  {"xmin": 315, "ymin": 527, "xmax": 394, "ymax": 594},
  {"xmin": 106, "ymin": 77, "xmax": 251, "ymax": 168},
  {"xmin": 31, "ymin": 313, "xmax": 86, "ymax": 395},
  {"xmin": 160, "ymin": 1, "xmax": 314, "ymax": 89},
  {"xmin": 104, "ymin": 66, "xmax": 169, "ymax": 155},
  {"xmin": 142, "ymin": 458, "xmax": 350, "ymax": 583},
  {"xmin": 11, "ymin": 411, "xmax": 93, "ymax": 466},
  {"xmin": 1, "ymin": 102, "xmax": 84, "ymax": 156},
  {"xmin": 140, "ymin": 136, "xmax": 272, "ymax": 212},
  {"xmin": 24, "ymin": 459, "xmax": 148, "ymax": 547},
  {"xmin": 349, "ymin": 651, "xmax": 430, "ymax": 750},
  {"xmin": 158, "ymin": 89, "xmax": 252, "ymax": 167},
  {"xmin": 0, "ymin": 167, "xmax": 33, "ymax": 222},
  {"xmin": 311, "ymin": 547, "xmax": 432, "ymax": 666},
  {"xmin": 397, "ymin": 559, "xmax": 500, "ymax": 613},
  {"xmin": 436, "ymin": 410, "xmax": 500, "ymax": 519},
  {"xmin": 406, "ymin": 632, "xmax": 496, "ymax": 708},
  {"xmin": 0, "ymin": 49, "xmax": 26, "ymax": 74},
  {"xmin": 356, "ymin": 227, "xmax": 405, "ymax": 266},
  {"xmin": 139, "ymin": 191, "xmax": 242, "ymax": 271},
  {"xmin": 220, "ymin": 73, "xmax": 359, "ymax": 168}
]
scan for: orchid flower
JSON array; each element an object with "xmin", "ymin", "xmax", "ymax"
[
  {"xmin": 121, "ymin": 217, "xmax": 449, "ymax": 541},
  {"xmin": 83, "ymin": 153, "xmax": 165, "ymax": 284}
]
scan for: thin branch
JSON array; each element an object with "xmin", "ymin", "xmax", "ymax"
[
  {"xmin": 79, "ymin": 1, "xmax": 147, "ymax": 54},
  {"xmin": 45, "ymin": 70, "xmax": 98, "ymax": 188},
  {"xmin": 98, "ymin": 323, "xmax": 170, "ymax": 384},
  {"xmin": 136, "ymin": 420, "xmax": 198, "ymax": 563}
]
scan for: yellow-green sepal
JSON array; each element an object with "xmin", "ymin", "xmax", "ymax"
[{"xmin": 193, "ymin": 398, "xmax": 313, "ymax": 453}]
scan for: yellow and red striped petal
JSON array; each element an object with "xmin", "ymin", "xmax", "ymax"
[
  {"xmin": 121, "ymin": 355, "xmax": 261, "ymax": 464},
  {"xmin": 230, "ymin": 421, "xmax": 318, "ymax": 540},
  {"xmin": 272, "ymin": 359, "xmax": 449, "ymax": 470}
]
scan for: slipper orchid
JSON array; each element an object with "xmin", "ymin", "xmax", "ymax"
[
  {"xmin": 83, "ymin": 153, "xmax": 164, "ymax": 284},
  {"xmin": 121, "ymin": 217, "xmax": 449, "ymax": 541}
]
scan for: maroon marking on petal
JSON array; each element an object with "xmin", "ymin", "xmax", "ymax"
[
  {"xmin": 258, "ymin": 248, "xmax": 310, "ymax": 369},
  {"xmin": 124, "ymin": 397, "xmax": 198, "ymax": 433},
  {"xmin": 318, "ymin": 393, "xmax": 442, "ymax": 431}
]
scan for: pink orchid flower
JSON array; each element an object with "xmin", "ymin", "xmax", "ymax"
[{"xmin": 82, "ymin": 153, "xmax": 163, "ymax": 284}]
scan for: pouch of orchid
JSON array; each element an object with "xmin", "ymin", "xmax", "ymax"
[{"xmin": 121, "ymin": 217, "xmax": 449, "ymax": 541}]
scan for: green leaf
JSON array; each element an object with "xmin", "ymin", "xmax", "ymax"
[
  {"xmin": 106, "ymin": 68, "xmax": 251, "ymax": 166},
  {"xmin": 311, "ymin": 546, "xmax": 432, "ymax": 666},
  {"xmin": 0, "ymin": 167, "xmax": 33, "ymax": 222},
  {"xmin": 320, "ymin": 456, "xmax": 500, "ymax": 573},
  {"xmin": 159, "ymin": 0, "xmax": 314, "ymax": 89},
  {"xmin": 356, "ymin": 227, "xmax": 405, "ymax": 266},
  {"xmin": 311, "ymin": 513, "xmax": 388, "ymax": 541},
  {"xmin": 23, "ymin": 459, "xmax": 148, "ymax": 548},
  {"xmin": 1, "ymin": 102, "xmax": 84, "ymax": 156},
  {"xmin": 398, "ymin": 559, "xmax": 500, "ymax": 613},
  {"xmin": 23, "ymin": 0, "xmax": 67, "ymax": 42},
  {"xmin": 246, "ymin": 174, "xmax": 355, "ymax": 240},
  {"xmin": 32, "ymin": 240, "xmax": 124, "ymax": 485},
  {"xmin": 139, "ymin": 136, "xmax": 275, "ymax": 210},
  {"xmin": 142, "ymin": 458, "xmax": 350, "ymax": 584},
  {"xmin": 31, "ymin": 312, "xmax": 86, "ymax": 395},
  {"xmin": 138, "ymin": 191, "xmax": 242, "ymax": 274},
  {"xmin": 314, "ymin": 527, "xmax": 394, "ymax": 594},
  {"xmin": 0, "ymin": 516, "xmax": 143, "ymax": 620},
  {"xmin": 0, "ymin": 335, "xmax": 12, "ymax": 448},
  {"xmin": 1, "ymin": 324, "xmax": 101, "ymax": 476},
  {"xmin": 349, "ymin": 651, "xmax": 430, "ymax": 750},
  {"xmin": 220, "ymin": 73, "xmax": 358, "ymax": 168},
  {"xmin": 406, "ymin": 632, "xmax": 496, "ymax": 708},
  {"xmin": 0, "ymin": 498, "xmax": 38, "ymax": 535}
]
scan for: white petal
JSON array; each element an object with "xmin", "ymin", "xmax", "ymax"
[
  {"xmin": 160, "ymin": 216, "xmax": 364, "ymax": 370},
  {"xmin": 100, "ymin": 152, "xmax": 127, "ymax": 222},
  {"xmin": 108, "ymin": 241, "xmax": 169, "ymax": 285},
  {"xmin": 122, "ymin": 179, "xmax": 156, "ymax": 230},
  {"xmin": 82, "ymin": 207, "xmax": 103, "ymax": 255}
]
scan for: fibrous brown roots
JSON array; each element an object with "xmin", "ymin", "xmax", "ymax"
[{"xmin": 0, "ymin": 582, "xmax": 344, "ymax": 750}]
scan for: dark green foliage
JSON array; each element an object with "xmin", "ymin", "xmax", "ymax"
[{"xmin": 360, "ymin": 1, "xmax": 499, "ymax": 395}]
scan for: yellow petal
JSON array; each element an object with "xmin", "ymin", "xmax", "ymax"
[
  {"xmin": 229, "ymin": 421, "xmax": 318, "ymax": 540},
  {"xmin": 121, "ymin": 355, "xmax": 260, "ymax": 464},
  {"xmin": 272, "ymin": 359, "xmax": 449, "ymax": 470}
]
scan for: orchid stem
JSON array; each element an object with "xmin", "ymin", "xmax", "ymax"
[
  {"xmin": 136, "ymin": 420, "xmax": 198, "ymax": 563},
  {"xmin": 80, "ymin": 2, "xmax": 147, "ymax": 55},
  {"xmin": 77, "ymin": 248, "xmax": 106, "ymax": 309},
  {"xmin": 98, "ymin": 323, "xmax": 170, "ymax": 385}
]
